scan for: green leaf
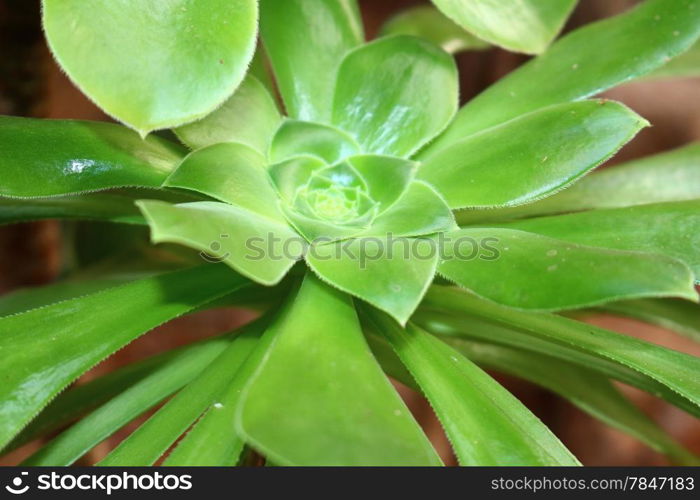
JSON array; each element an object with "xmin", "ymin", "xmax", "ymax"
[
  {"xmin": 332, "ymin": 35, "xmax": 458, "ymax": 157},
  {"xmin": 365, "ymin": 310, "xmax": 579, "ymax": 466},
  {"xmin": 42, "ymin": 0, "xmax": 258, "ymax": 134},
  {"xmin": 268, "ymin": 156, "xmax": 329, "ymax": 203},
  {"xmin": 163, "ymin": 142, "xmax": 284, "ymax": 222},
  {"xmin": 98, "ymin": 329, "xmax": 260, "ymax": 466},
  {"xmin": 345, "ymin": 155, "xmax": 417, "ymax": 211},
  {"xmin": 439, "ymin": 228, "xmax": 697, "ymax": 310},
  {"xmin": 431, "ymin": 0, "xmax": 576, "ymax": 54},
  {"xmin": 600, "ymin": 299, "xmax": 700, "ymax": 344},
  {"xmin": 420, "ymin": 101, "xmax": 647, "ymax": 210},
  {"xmin": 269, "ymin": 120, "xmax": 360, "ymax": 165},
  {"xmin": 648, "ymin": 40, "xmax": 700, "ymax": 79},
  {"xmin": 0, "ymin": 117, "xmax": 184, "ymax": 198},
  {"xmin": 457, "ymin": 142, "xmax": 700, "ymax": 225},
  {"xmin": 380, "ymin": 5, "xmax": 490, "ymax": 54},
  {"xmin": 502, "ymin": 201, "xmax": 700, "ymax": 278},
  {"xmin": 236, "ymin": 274, "xmax": 442, "ymax": 466},
  {"xmin": 137, "ymin": 201, "xmax": 299, "ymax": 286},
  {"xmin": 23, "ymin": 336, "xmax": 233, "ymax": 466},
  {"xmin": 260, "ymin": 0, "xmax": 364, "ymax": 122},
  {"xmin": 174, "ymin": 75, "xmax": 281, "ymax": 154},
  {"xmin": 0, "ymin": 264, "xmax": 247, "ymax": 449},
  {"xmin": 422, "ymin": 286, "xmax": 700, "ymax": 418},
  {"xmin": 439, "ymin": 336, "xmax": 699, "ymax": 465},
  {"xmin": 363, "ymin": 181, "xmax": 456, "ymax": 238},
  {"xmin": 423, "ymin": 0, "xmax": 700, "ymax": 154},
  {"xmin": 306, "ymin": 238, "xmax": 439, "ymax": 324}
]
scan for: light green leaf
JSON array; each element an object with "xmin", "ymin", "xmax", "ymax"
[
  {"xmin": 269, "ymin": 120, "xmax": 360, "ymax": 165},
  {"xmin": 419, "ymin": 101, "xmax": 647, "ymax": 210},
  {"xmin": 236, "ymin": 274, "xmax": 442, "ymax": 466},
  {"xmin": 439, "ymin": 228, "xmax": 697, "ymax": 310},
  {"xmin": 431, "ymin": 0, "xmax": 576, "ymax": 54},
  {"xmin": 502, "ymin": 201, "xmax": 700, "ymax": 278},
  {"xmin": 98, "ymin": 329, "xmax": 260, "ymax": 466},
  {"xmin": 306, "ymin": 238, "xmax": 439, "ymax": 324},
  {"xmin": 345, "ymin": 155, "xmax": 417, "ymax": 211},
  {"xmin": 423, "ymin": 0, "xmax": 700, "ymax": 154},
  {"xmin": 163, "ymin": 142, "xmax": 285, "ymax": 222},
  {"xmin": 0, "ymin": 117, "xmax": 183, "ymax": 198},
  {"xmin": 363, "ymin": 181, "xmax": 456, "ymax": 238},
  {"xmin": 260, "ymin": 0, "xmax": 363, "ymax": 122},
  {"xmin": 23, "ymin": 336, "xmax": 233, "ymax": 466},
  {"xmin": 42, "ymin": 0, "xmax": 258, "ymax": 134},
  {"xmin": 439, "ymin": 336, "xmax": 699, "ymax": 465},
  {"xmin": 380, "ymin": 5, "xmax": 490, "ymax": 54},
  {"xmin": 600, "ymin": 299, "xmax": 700, "ymax": 344},
  {"xmin": 366, "ymin": 310, "xmax": 579, "ymax": 465},
  {"xmin": 174, "ymin": 75, "xmax": 281, "ymax": 154},
  {"xmin": 333, "ymin": 35, "xmax": 458, "ymax": 157},
  {"xmin": 138, "ymin": 201, "xmax": 299, "ymax": 286},
  {"xmin": 268, "ymin": 156, "xmax": 329, "ymax": 202},
  {"xmin": 648, "ymin": 40, "xmax": 700, "ymax": 79},
  {"xmin": 422, "ymin": 286, "xmax": 700, "ymax": 417},
  {"xmin": 0, "ymin": 265, "xmax": 246, "ymax": 450},
  {"xmin": 457, "ymin": 142, "xmax": 700, "ymax": 225}
]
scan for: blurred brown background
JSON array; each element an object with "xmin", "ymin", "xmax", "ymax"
[{"xmin": 0, "ymin": 0, "xmax": 698, "ymax": 465}]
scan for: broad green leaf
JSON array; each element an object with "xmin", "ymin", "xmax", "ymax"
[
  {"xmin": 439, "ymin": 228, "xmax": 697, "ymax": 310},
  {"xmin": 260, "ymin": 0, "xmax": 364, "ymax": 122},
  {"xmin": 23, "ymin": 336, "xmax": 232, "ymax": 466},
  {"xmin": 380, "ymin": 5, "xmax": 489, "ymax": 54},
  {"xmin": 174, "ymin": 76, "xmax": 281, "ymax": 154},
  {"xmin": 423, "ymin": 0, "xmax": 700, "ymax": 155},
  {"xmin": 236, "ymin": 274, "xmax": 442, "ymax": 466},
  {"xmin": 0, "ymin": 264, "xmax": 247, "ymax": 449},
  {"xmin": 332, "ymin": 35, "xmax": 458, "ymax": 157},
  {"xmin": 0, "ymin": 194, "xmax": 144, "ymax": 226},
  {"xmin": 42, "ymin": 0, "xmax": 258, "ymax": 134},
  {"xmin": 98, "ymin": 329, "xmax": 260, "ymax": 466},
  {"xmin": 431, "ymin": 0, "xmax": 576, "ymax": 54},
  {"xmin": 422, "ymin": 286, "xmax": 700, "ymax": 417},
  {"xmin": 502, "ymin": 201, "xmax": 700, "ymax": 277},
  {"xmin": 269, "ymin": 121, "xmax": 360, "ymax": 165},
  {"xmin": 137, "ymin": 201, "xmax": 299, "ymax": 286},
  {"xmin": 600, "ymin": 299, "xmax": 700, "ymax": 344},
  {"xmin": 363, "ymin": 181, "xmax": 456, "ymax": 238},
  {"xmin": 345, "ymin": 155, "xmax": 417, "ymax": 211},
  {"xmin": 457, "ymin": 142, "xmax": 700, "ymax": 225},
  {"xmin": 419, "ymin": 101, "xmax": 647, "ymax": 210},
  {"xmin": 0, "ymin": 117, "xmax": 183, "ymax": 198},
  {"xmin": 366, "ymin": 310, "xmax": 579, "ymax": 466},
  {"xmin": 163, "ymin": 143, "xmax": 284, "ymax": 222},
  {"xmin": 439, "ymin": 336, "xmax": 699, "ymax": 464},
  {"xmin": 648, "ymin": 40, "xmax": 700, "ymax": 79},
  {"xmin": 306, "ymin": 238, "xmax": 439, "ymax": 324},
  {"xmin": 268, "ymin": 156, "xmax": 329, "ymax": 202}
]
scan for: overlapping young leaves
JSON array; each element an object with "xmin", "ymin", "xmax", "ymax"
[{"xmin": 0, "ymin": 0, "xmax": 700, "ymax": 466}]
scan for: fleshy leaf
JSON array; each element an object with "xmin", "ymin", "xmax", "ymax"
[
  {"xmin": 268, "ymin": 156, "xmax": 329, "ymax": 202},
  {"xmin": 306, "ymin": 238, "xmax": 439, "ymax": 324},
  {"xmin": 439, "ymin": 228, "xmax": 697, "ymax": 311},
  {"xmin": 346, "ymin": 155, "xmax": 417, "ymax": 211},
  {"xmin": 423, "ymin": 0, "xmax": 700, "ymax": 154},
  {"xmin": 269, "ymin": 120, "xmax": 360, "ymax": 164},
  {"xmin": 502, "ymin": 201, "xmax": 700, "ymax": 278},
  {"xmin": 366, "ymin": 311, "xmax": 579, "ymax": 465},
  {"xmin": 0, "ymin": 117, "xmax": 183, "ymax": 198},
  {"xmin": 260, "ymin": 0, "xmax": 364, "ymax": 122},
  {"xmin": 174, "ymin": 75, "xmax": 281, "ymax": 154},
  {"xmin": 648, "ymin": 40, "xmax": 700, "ymax": 79},
  {"xmin": 0, "ymin": 265, "xmax": 247, "ymax": 449},
  {"xmin": 163, "ymin": 143, "xmax": 285, "ymax": 222},
  {"xmin": 457, "ymin": 142, "xmax": 700, "ymax": 224},
  {"xmin": 601, "ymin": 299, "xmax": 700, "ymax": 344},
  {"xmin": 23, "ymin": 337, "xmax": 232, "ymax": 466},
  {"xmin": 380, "ymin": 5, "xmax": 490, "ymax": 54},
  {"xmin": 236, "ymin": 274, "xmax": 442, "ymax": 466},
  {"xmin": 138, "ymin": 201, "xmax": 299, "ymax": 286},
  {"xmin": 42, "ymin": 0, "xmax": 258, "ymax": 134},
  {"xmin": 419, "ymin": 101, "xmax": 648, "ymax": 209},
  {"xmin": 332, "ymin": 35, "xmax": 458, "ymax": 157},
  {"xmin": 431, "ymin": 0, "xmax": 576, "ymax": 54},
  {"xmin": 0, "ymin": 194, "xmax": 144, "ymax": 225}
]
